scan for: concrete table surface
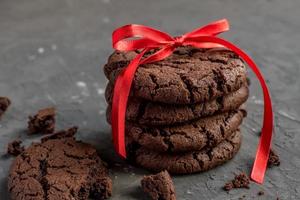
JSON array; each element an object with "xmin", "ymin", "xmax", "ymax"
[{"xmin": 0, "ymin": 0, "xmax": 300, "ymax": 199}]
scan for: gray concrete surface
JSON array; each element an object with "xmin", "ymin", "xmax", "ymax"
[{"xmin": 0, "ymin": 0, "xmax": 300, "ymax": 199}]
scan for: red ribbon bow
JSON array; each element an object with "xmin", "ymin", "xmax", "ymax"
[{"xmin": 111, "ymin": 19, "xmax": 273, "ymax": 184}]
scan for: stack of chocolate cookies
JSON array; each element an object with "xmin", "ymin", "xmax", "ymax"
[{"xmin": 104, "ymin": 46, "xmax": 249, "ymax": 174}]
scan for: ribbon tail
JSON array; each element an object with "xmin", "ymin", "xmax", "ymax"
[
  {"xmin": 221, "ymin": 43, "xmax": 273, "ymax": 184},
  {"xmin": 186, "ymin": 36, "xmax": 273, "ymax": 184},
  {"xmin": 111, "ymin": 76, "xmax": 125, "ymax": 157},
  {"xmin": 111, "ymin": 46, "xmax": 178, "ymax": 158},
  {"xmin": 111, "ymin": 50, "xmax": 146, "ymax": 158}
]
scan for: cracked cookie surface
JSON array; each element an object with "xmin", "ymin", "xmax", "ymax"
[
  {"xmin": 8, "ymin": 136, "xmax": 112, "ymax": 200},
  {"xmin": 127, "ymin": 130, "xmax": 241, "ymax": 174},
  {"xmin": 106, "ymin": 83, "xmax": 248, "ymax": 125},
  {"xmin": 125, "ymin": 110, "xmax": 244, "ymax": 153},
  {"xmin": 104, "ymin": 46, "xmax": 247, "ymax": 104}
]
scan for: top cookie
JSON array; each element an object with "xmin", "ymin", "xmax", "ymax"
[{"xmin": 104, "ymin": 46, "xmax": 247, "ymax": 104}]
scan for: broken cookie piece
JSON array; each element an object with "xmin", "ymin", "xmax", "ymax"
[
  {"xmin": 0, "ymin": 97, "xmax": 11, "ymax": 118},
  {"xmin": 223, "ymin": 172, "xmax": 250, "ymax": 191},
  {"xmin": 7, "ymin": 140, "xmax": 24, "ymax": 156},
  {"xmin": 141, "ymin": 170, "xmax": 176, "ymax": 200},
  {"xmin": 8, "ymin": 135, "xmax": 112, "ymax": 200},
  {"xmin": 28, "ymin": 107, "xmax": 55, "ymax": 135},
  {"xmin": 268, "ymin": 149, "xmax": 280, "ymax": 167},
  {"xmin": 41, "ymin": 126, "xmax": 78, "ymax": 142}
]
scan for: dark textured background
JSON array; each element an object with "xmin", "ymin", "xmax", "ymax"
[{"xmin": 0, "ymin": 0, "xmax": 300, "ymax": 199}]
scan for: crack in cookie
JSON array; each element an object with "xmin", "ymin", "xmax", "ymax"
[{"xmin": 8, "ymin": 137, "xmax": 112, "ymax": 200}]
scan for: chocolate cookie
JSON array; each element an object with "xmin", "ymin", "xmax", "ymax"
[
  {"xmin": 106, "ymin": 84, "xmax": 248, "ymax": 125},
  {"xmin": 127, "ymin": 130, "xmax": 241, "ymax": 174},
  {"xmin": 141, "ymin": 170, "xmax": 176, "ymax": 200},
  {"xmin": 104, "ymin": 46, "xmax": 247, "ymax": 104},
  {"xmin": 126, "ymin": 110, "xmax": 244, "ymax": 153},
  {"xmin": 8, "ymin": 137, "xmax": 112, "ymax": 199},
  {"xmin": 0, "ymin": 97, "xmax": 11, "ymax": 118}
]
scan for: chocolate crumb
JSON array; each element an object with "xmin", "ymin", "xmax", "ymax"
[
  {"xmin": 41, "ymin": 126, "xmax": 78, "ymax": 142},
  {"xmin": 223, "ymin": 182, "xmax": 234, "ymax": 191},
  {"xmin": 223, "ymin": 172, "xmax": 250, "ymax": 191},
  {"xmin": 268, "ymin": 149, "xmax": 280, "ymax": 167},
  {"xmin": 7, "ymin": 140, "xmax": 24, "ymax": 156},
  {"xmin": 238, "ymin": 195, "xmax": 246, "ymax": 200},
  {"xmin": 258, "ymin": 190, "xmax": 264, "ymax": 196},
  {"xmin": 0, "ymin": 97, "xmax": 11, "ymax": 118},
  {"xmin": 141, "ymin": 170, "xmax": 176, "ymax": 200},
  {"xmin": 28, "ymin": 107, "xmax": 56, "ymax": 135},
  {"xmin": 246, "ymin": 77, "xmax": 251, "ymax": 86}
]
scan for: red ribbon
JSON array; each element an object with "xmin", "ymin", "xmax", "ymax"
[{"xmin": 111, "ymin": 19, "xmax": 273, "ymax": 184}]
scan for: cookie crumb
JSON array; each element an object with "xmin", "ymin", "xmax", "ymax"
[
  {"xmin": 7, "ymin": 140, "xmax": 24, "ymax": 156},
  {"xmin": 257, "ymin": 190, "xmax": 264, "ymax": 196},
  {"xmin": 141, "ymin": 170, "xmax": 176, "ymax": 200},
  {"xmin": 223, "ymin": 172, "xmax": 250, "ymax": 191},
  {"xmin": 246, "ymin": 77, "xmax": 251, "ymax": 86},
  {"xmin": 28, "ymin": 107, "xmax": 56, "ymax": 135},
  {"xmin": 268, "ymin": 149, "xmax": 280, "ymax": 167},
  {"xmin": 238, "ymin": 194, "xmax": 246, "ymax": 200},
  {"xmin": 0, "ymin": 97, "xmax": 11, "ymax": 118},
  {"xmin": 223, "ymin": 182, "xmax": 234, "ymax": 191},
  {"xmin": 41, "ymin": 126, "xmax": 78, "ymax": 142}
]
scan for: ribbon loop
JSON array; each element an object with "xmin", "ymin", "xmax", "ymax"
[
  {"xmin": 110, "ymin": 19, "xmax": 273, "ymax": 184},
  {"xmin": 183, "ymin": 18, "xmax": 229, "ymax": 38},
  {"xmin": 113, "ymin": 24, "xmax": 174, "ymax": 51}
]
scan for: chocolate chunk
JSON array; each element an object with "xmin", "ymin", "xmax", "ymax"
[
  {"xmin": 268, "ymin": 149, "xmax": 280, "ymax": 167},
  {"xmin": 7, "ymin": 140, "xmax": 24, "ymax": 156},
  {"xmin": 0, "ymin": 97, "xmax": 11, "ymax": 118},
  {"xmin": 223, "ymin": 172, "xmax": 250, "ymax": 191},
  {"xmin": 141, "ymin": 170, "xmax": 176, "ymax": 200},
  {"xmin": 28, "ymin": 107, "xmax": 56, "ymax": 135},
  {"xmin": 41, "ymin": 126, "xmax": 78, "ymax": 142},
  {"xmin": 8, "ymin": 136, "xmax": 112, "ymax": 200}
]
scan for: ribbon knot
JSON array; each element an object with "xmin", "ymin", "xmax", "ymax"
[
  {"xmin": 173, "ymin": 36, "xmax": 185, "ymax": 47},
  {"xmin": 110, "ymin": 19, "xmax": 273, "ymax": 184}
]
